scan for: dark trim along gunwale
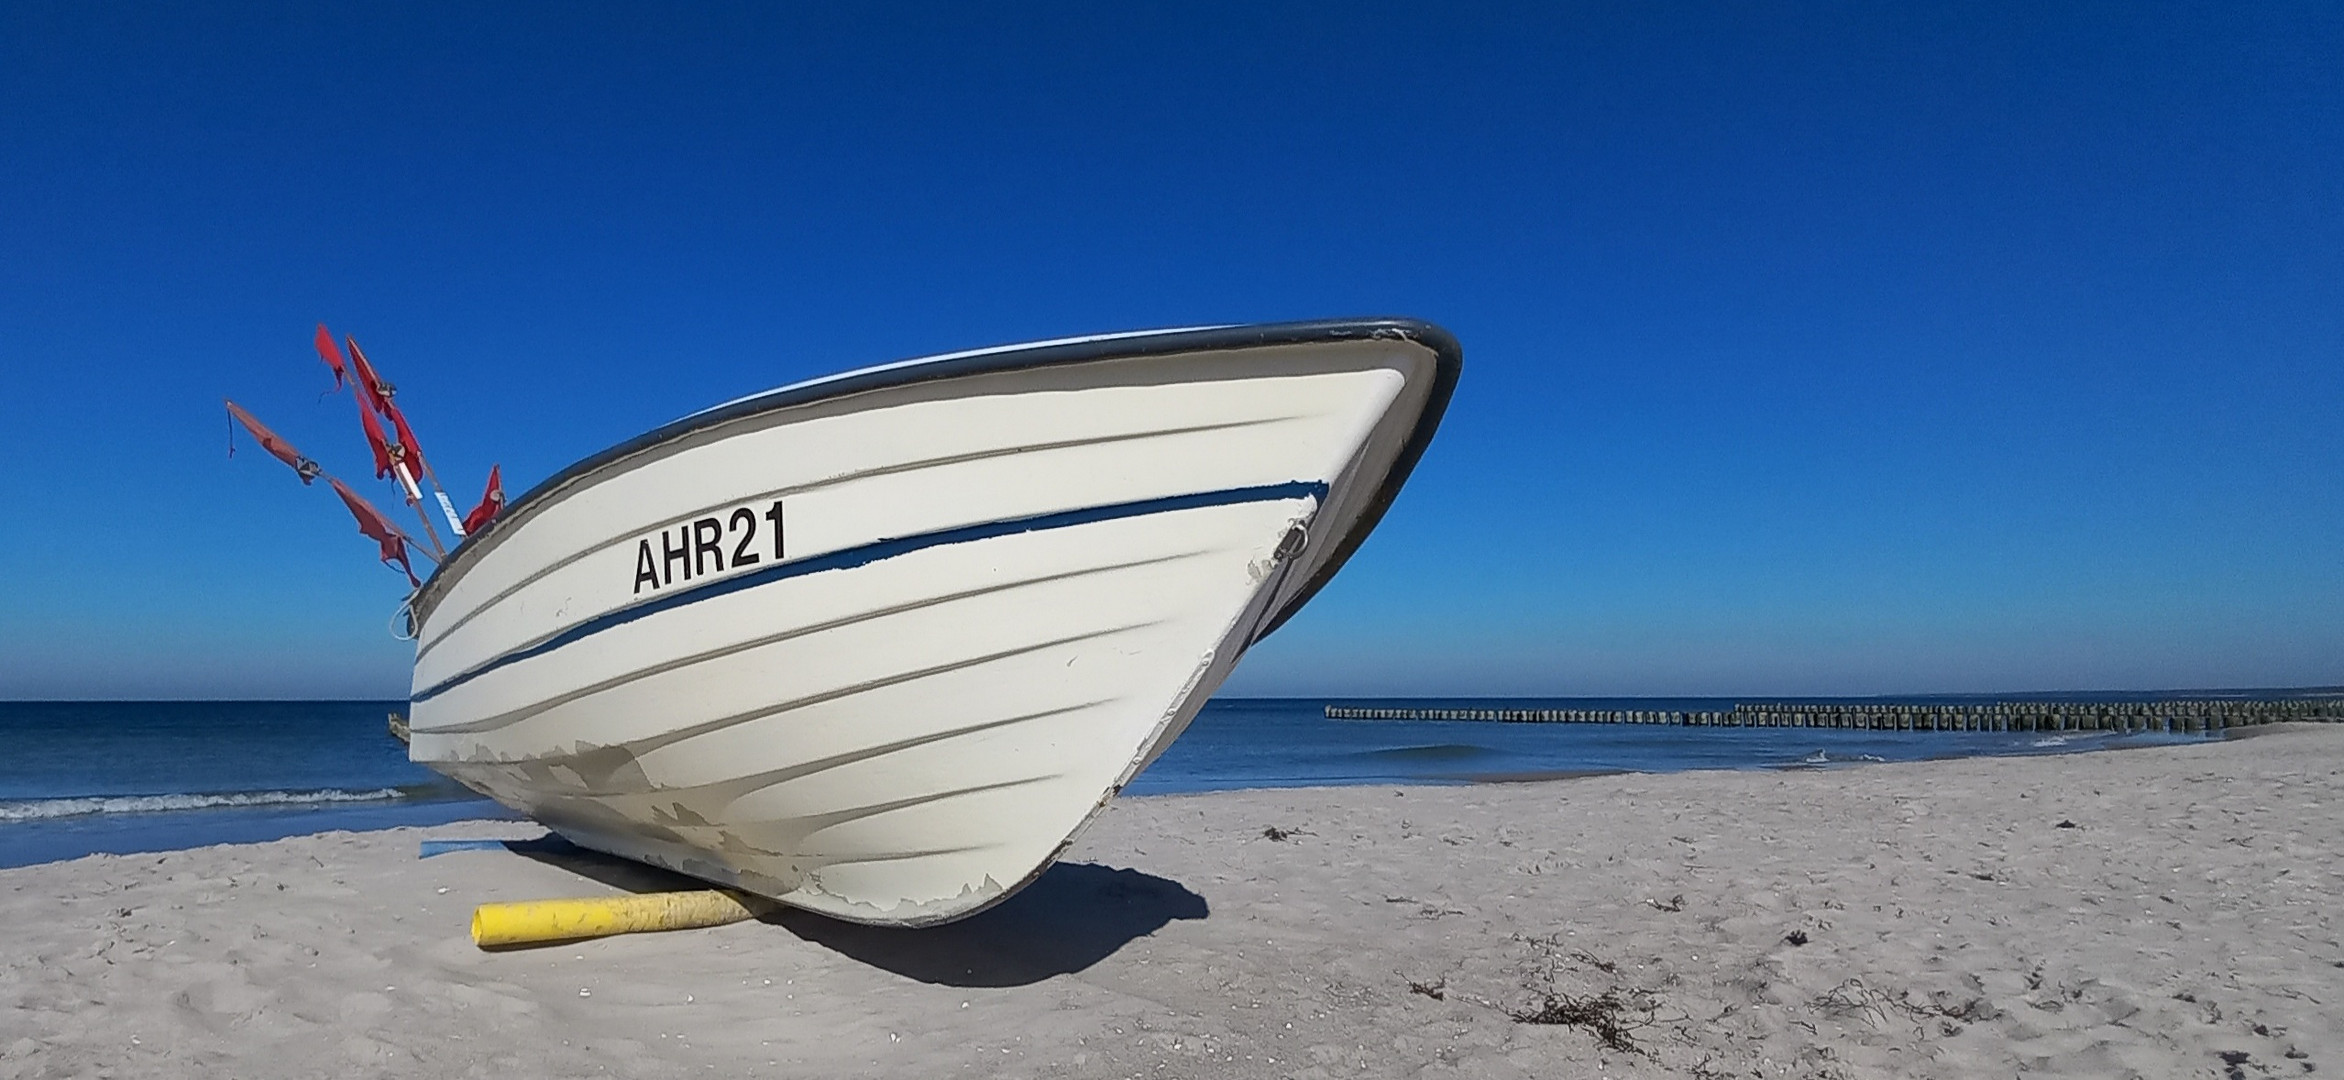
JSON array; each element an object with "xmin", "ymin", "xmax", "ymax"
[
  {"xmin": 410, "ymin": 317, "xmax": 1463, "ymax": 640},
  {"xmin": 411, "ymin": 481, "xmax": 1330, "ymax": 705}
]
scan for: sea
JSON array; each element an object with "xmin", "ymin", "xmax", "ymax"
[{"xmin": 0, "ymin": 695, "xmax": 2246, "ymax": 869}]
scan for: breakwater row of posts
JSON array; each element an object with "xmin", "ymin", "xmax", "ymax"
[{"xmin": 1324, "ymin": 699, "xmax": 2344, "ymax": 734}]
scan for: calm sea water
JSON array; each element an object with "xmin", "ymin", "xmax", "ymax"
[{"xmin": 0, "ymin": 695, "xmax": 2230, "ymax": 868}]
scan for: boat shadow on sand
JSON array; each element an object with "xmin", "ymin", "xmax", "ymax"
[
  {"xmin": 769, "ymin": 863, "xmax": 1210, "ymax": 987},
  {"xmin": 506, "ymin": 838, "xmax": 1208, "ymax": 987}
]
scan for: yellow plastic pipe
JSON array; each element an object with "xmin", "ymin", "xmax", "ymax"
[{"xmin": 471, "ymin": 889, "xmax": 775, "ymax": 948}]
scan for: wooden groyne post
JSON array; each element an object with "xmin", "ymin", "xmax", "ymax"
[{"xmin": 1321, "ymin": 699, "xmax": 2344, "ymax": 732}]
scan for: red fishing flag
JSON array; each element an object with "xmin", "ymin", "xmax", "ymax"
[
  {"xmin": 313, "ymin": 324, "xmax": 348, "ymax": 391},
  {"xmin": 329, "ymin": 477, "xmax": 422, "ymax": 587},
  {"xmin": 224, "ymin": 399, "xmax": 322, "ymax": 484},
  {"xmin": 354, "ymin": 389, "xmax": 401, "ymax": 480},
  {"xmin": 346, "ymin": 335, "xmax": 394, "ymax": 415},
  {"xmin": 462, "ymin": 464, "xmax": 504, "ymax": 534},
  {"xmin": 345, "ymin": 337, "xmax": 429, "ymax": 476},
  {"xmin": 386, "ymin": 407, "xmax": 429, "ymax": 477}
]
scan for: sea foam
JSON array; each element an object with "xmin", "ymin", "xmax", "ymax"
[{"xmin": 0, "ymin": 787, "xmax": 407, "ymax": 822}]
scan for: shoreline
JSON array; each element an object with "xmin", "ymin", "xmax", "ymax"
[
  {"xmin": 1, "ymin": 727, "xmax": 2224, "ymax": 871},
  {"xmin": 6, "ymin": 727, "xmax": 2339, "ymax": 1078}
]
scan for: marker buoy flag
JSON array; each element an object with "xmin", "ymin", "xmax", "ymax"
[
  {"xmin": 346, "ymin": 337, "xmax": 430, "ymax": 477},
  {"xmin": 224, "ymin": 399, "xmax": 322, "ymax": 484},
  {"xmin": 329, "ymin": 477, "xmax": 422, "ymax": 587},
  {"xmin": 313, "ymin": 324, "xmax": 349, "ymax": 392},
  {"xmin": 463, "ymin": 465, "xmax": 505, "ymax": 534}
]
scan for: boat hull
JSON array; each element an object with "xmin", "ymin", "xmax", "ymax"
[{"xmin": 406, "ymin": 319, "xmax": 1458, "ymax": 925}]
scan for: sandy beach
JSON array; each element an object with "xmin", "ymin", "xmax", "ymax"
[{"xmin": 4, "ymin": 726, "xmax": 2338, "ymax": 1079}]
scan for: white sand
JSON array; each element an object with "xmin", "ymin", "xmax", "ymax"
[{"xmin": 4, "ymin": 726, "xmax": 2338, "ymax": 1079}]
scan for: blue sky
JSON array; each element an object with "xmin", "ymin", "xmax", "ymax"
[{"xmin": 2, "ymin": 3, "xmax": 2338, "ymax": 699}]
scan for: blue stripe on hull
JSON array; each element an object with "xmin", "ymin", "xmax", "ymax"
[{"xmin": 411, "ymin": 480, "xmax": 1327, "ymax": 705}]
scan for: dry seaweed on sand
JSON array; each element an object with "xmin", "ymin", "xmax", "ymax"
[
  {"xmin": 1569, "ymin": 950, "xmax": 1621, "ymax": 974},
  {"xmin": 1809, "ymin": 977, "xmax": 1995, "ymax": 1028},
  {"xmin": 1508, "ymin": 989, "xmax": 1654, "ymax": 1053},
  {"xmin": 1490, "ymin": 937, "xmax": 1669, "ymax": 1053}
]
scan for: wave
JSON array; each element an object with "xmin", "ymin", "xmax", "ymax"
[
  {"xmin": 0, "ymin": 787, "xmax": 409, "ymax": 823},
  {"xmin": 1784, "ymin": 750, "xmax": 1890, "ymax": 768},
  {"xmin": 2029, "ymin": 733, "xmax": 2111, "ymax": 748},
  {"xmin": 1348, "ymin": 743, "xmax": 1498, "ymax": 763}
]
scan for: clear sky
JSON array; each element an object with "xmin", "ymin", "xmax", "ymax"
[{"xmin": 2, "ymin": 3, "xmax": 2338, "ymax": 700}]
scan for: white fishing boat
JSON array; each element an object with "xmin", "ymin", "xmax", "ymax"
[{"xmin": 402, "ymin": 318, "xmax": 1459, "ymax": 926}]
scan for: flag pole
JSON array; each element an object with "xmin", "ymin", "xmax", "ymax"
[
  {"xmin": 391, "ymin": 459, "xmax": 450, "ymax": 560},
  {"xmin": 419, "ymin": 460, "xmax": 469, "ymax": 539}
]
